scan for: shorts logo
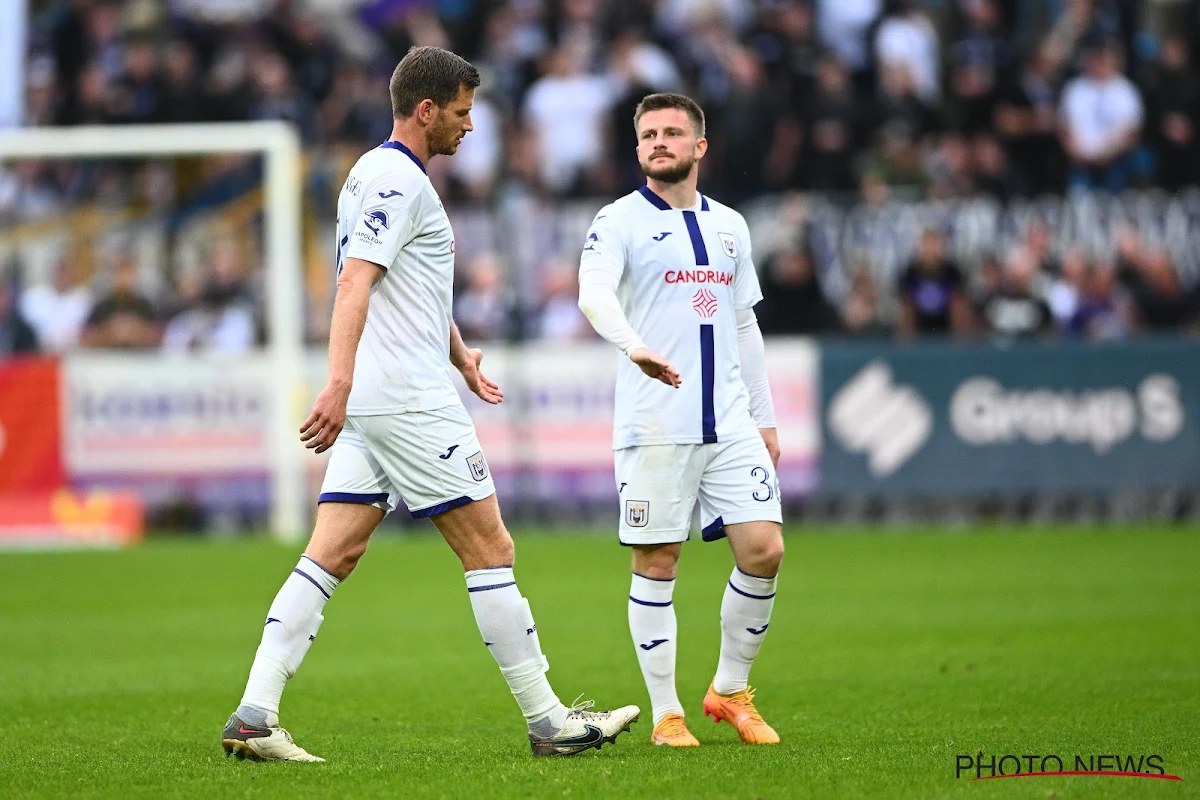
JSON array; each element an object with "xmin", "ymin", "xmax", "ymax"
[
  {"xmin": 466, "ymin": 451, "xmax": 489, "ymax": 482},
  {"xmin": 718, "ymin": 232, "xmax": 737, "ymax": 258},
  {"xmin": 625, "ymin": 500, "xmax": 649, "ymax": 528}
]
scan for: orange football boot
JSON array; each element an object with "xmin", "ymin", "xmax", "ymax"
[
  {"xmin": 702, "ymin": 685, "xmax": 780, "ymax": 744},
  {"xmin": 651, "ymin": 713, "xmax": 700, "ymax": 747}
]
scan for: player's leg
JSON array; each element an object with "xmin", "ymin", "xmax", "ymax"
[
  {"xmin": 618, "ymin": 444, "xmax": 702, "ymax": 746},
  {"xmin": 361, "ymin": 406, "xmax": 639, "ymax": 755},
  {"xmin": 696, "ymin": 436, "xmax": 784, "ymax": 744},
  {"xmin": 224, "ymin": 424, "xmax": 394, "ymax": 762},
  {"xmin": 431, "ymin": 491, "xmax": 640, "ymax": 755}
]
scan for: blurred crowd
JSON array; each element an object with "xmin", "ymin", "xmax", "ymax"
[
  {"xmin": 4, "ymin": 0, "xmax": 1200, "ymax": 358},
  {"xmin": 753, "ymin": 220, "xmax": 1200, "ymax": 340}
]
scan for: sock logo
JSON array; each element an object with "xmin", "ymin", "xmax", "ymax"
[
  {"xmin": 526, "ymin": 625, "xmax": 537, "ymax": 635},
  {"xmin": 639, "ymin": 638, "xmax": 669, "ymax": 650},
  {"xmin": 264, "ymin": 617, "xmax": 282, "ymax": 627},
  {"xmin": 745, "ymin": 624, "xmax": 769, "ymax": 635}
]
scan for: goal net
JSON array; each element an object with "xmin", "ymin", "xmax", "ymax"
[{"xmin": 0, "ymin": 121, "xmax": 307, "ymax": 539}]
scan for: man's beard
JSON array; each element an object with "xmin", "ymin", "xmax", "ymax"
[{"xmin": 642, "ymin": 154, "xmax": 694, "ymax": 184}]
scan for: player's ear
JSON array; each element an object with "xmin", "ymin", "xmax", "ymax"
[
  {"xmin": 694, "ymin": 137, "xmax": 708, "ymax": 160},
  {"xmin": 416, "ymin": 98, "xmax": 437, "ymax": 125}
]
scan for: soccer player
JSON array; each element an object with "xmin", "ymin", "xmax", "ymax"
[
  {"xmin": 221, "ymin": 47, "xmax": 639, "ymax": 762},
  {"xmin": 577, "ymin": 93, "xmax": 784, "ymax": 747}
]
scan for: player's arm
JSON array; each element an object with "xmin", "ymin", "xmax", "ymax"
[
  {"xmin": 302, "ymin": 169, "xmax": 417, "ymax": 452},
  {"xmin": 301, "ymin": 258, "xmax": 384, "ymax": 453},
  {"xmin": 577, "ymin": 211, "xmax": 680, "ymax": 387},
  {"xmin": 449, "ymin": 319, "xmax": 503, "ymax": 405},
  {"xmin": 736, "ymin": 307, "xmax": 779, "ymax": 468},
  {"xmin": 731, "ymin": 216, "xmax": 779, "ymax": 468}
]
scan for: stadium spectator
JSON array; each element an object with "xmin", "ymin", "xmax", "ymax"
[
  {"xmin": 1059, "ymin": 41, "xmax": 1145, "ymax": 192},
  {"xmin": 531, "ymin": 261, "xmax": 591, "ymax": 340},
  {"xmin": 1046, "ymin": 248, "xmax": 1088, "ymax": 329},
  {"xmin": 815, "ymin": 0, "xmax": 881, "ymax": 81},
  {"xmin": 1148, "ymin": 35, "xmax": 1200, "ymax": 192},
  {"xmin": 796, "ymin": 55, "xmax": 859, "ymax": 193},
  {"xmin": 896, "ymin": 229, "xmax": 970, "ymax": 336},
  {"xmin": 160, "ymin": 39, "xmax": 205, "ymax": 124},
  {"xmin": 521, "ymin": 46, "xmax": 615, "ymax": 196},
  {"xmin": 947, "ymin": 0, "xmax": 1011, "ymax": 134},
  {"xmin": 250, "ymin": 51, "xmax": 318, "ymax": 143},
  {"xmin": 1068, "ymin": 261, "xmax": 1132, "ymax": 340},
  {"xmin": 840, "ymin": 267, "xmax": 888, "ymax": 336},
  {"xmin": 0, "ymin": 275, "xmax": 39, "ymax": 358},
  {"xmin": 994, "ymin": 41, "xmax": 1064, "ymax": 195},
  {"xmin": 757, "ymin": 243, "xmax": 842, "ymax": 334},
  {"xmin": 161, "ymin": 240, "xmax": 259, "ymax": 353},
  {"xmin": 80, "ymin": 256, "xmax": 160, "ymax": 349},
  {"xmin": 19, "ymin": 248, "xmax": 93, "ymax": 352},
  {"xmin": 977, "ymin": 247, "xmax": 1054, "ymax": 339},
  {"xmin": 875, "ymin": 0, "xmax": 940, "ymax": 104},
  {"xmin": 868, "ymin": 63, "xmax": 938, "ymax": 191},
  {"xmin": 455, "ymin": 252, "xmax": 516, "ymax": 342}
]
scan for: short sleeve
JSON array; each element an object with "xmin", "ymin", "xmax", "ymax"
[
  {"xmin": 732, "ymin": 215, "xmax": 763, "ymax": 310},
  {"xmin": 344, "ymin": 170, "xmax": 422, "ymax": 270},
  {"xmin": 578, "ymin": 205, "xmax": 628, "ymax": 280}
]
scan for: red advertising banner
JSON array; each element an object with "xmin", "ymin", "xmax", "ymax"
[
  {"xmin": 0, "ymin": 356, "xmax": 65, "ymax": 492},
  {"xmin": 0, "ymin": 490, "xmax": 144, "ymax": 548}
]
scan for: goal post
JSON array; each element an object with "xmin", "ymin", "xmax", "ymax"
[{"xmin": 0, "ymin": 121, "xmax": 307, "ymax": 540}]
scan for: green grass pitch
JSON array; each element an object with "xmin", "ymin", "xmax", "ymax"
[{"xmin": 1, "ymin": 526, "xmax": 1197, "ymax": 799}]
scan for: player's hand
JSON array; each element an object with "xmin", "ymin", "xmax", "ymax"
[
  {"xmin": 458, "ymin": 347, "xmax": 504, "ymax": 405},
  {"xmin": 629, "ymin": 347, "xmax": 681, "ymax": 388},
  {"xmin": 300, "ymin": 381, "xmax": 351, "ymax": 453},
  {"xmin": 759, "ymin": 427, "xmax": 781, "ymax": 469}
]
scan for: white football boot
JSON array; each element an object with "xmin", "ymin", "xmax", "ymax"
[
  {"xmin": 528, "ymin": 698, "xmax": 640, "ymax": 756},
  {"xmin": 222, "ymin": 714, "xmax": 325, "ymax": 762}
]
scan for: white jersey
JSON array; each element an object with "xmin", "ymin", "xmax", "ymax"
[
  {"xmin": 580, "ymin": 186, "xmax": 764, "ymax": 449},
  {"xmin": 335, "ymin": 141, "xmax": 460, "ymax": 415}
]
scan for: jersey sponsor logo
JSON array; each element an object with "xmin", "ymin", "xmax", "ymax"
[
  {"xmin": 625, "ymin": 499, "xmax": 649, "ymax": 527},
  {"xmin": 652, "ymin": 232, "xmax": 672, "ymax": 241},
  {"xmin": 583, "ymin": 231, "xmax": 599, "ymax": 252},
  {"xmin": 664, "ymin": 269, "xmax": 733, "ymax": 285},
  {"xmin": 692, "ymin": 288, "xmax": 718, "ymax": 318},
  {"xmin": 363, "ymin": 209, "xmax": 389, "ymax": 235},
  {"xmin": 466, "ymin": 450, "xmax": 489, "ymax": 481},
  {"xmin": 718, "ymin": 232, "xmax": 737, "ymax": 258},
  {"xmin": 378, "ymin": 189, "xmax": 403, "ymax": 199}
]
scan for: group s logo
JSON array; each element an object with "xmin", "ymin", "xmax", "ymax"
[
  {"xmin": 625, "ymin": 500, "xmax": 649, "ymax": 528},
  {"xmin": 363, "ymin": 210, "xmax": 389, "ymax": 235},
  {"xmin": 828, "ymin": 361, "xmax": 933, "ymax": 476}
]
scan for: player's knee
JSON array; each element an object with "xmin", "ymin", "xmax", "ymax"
[
  {"xmin": 631, "ymin": 544, "xmax": 680, "ymax": 580},
  {"xmin": 741, "ymin": 531, "xmax": 784, "ymax": 578},
  {"xmin": 760, "ymin": 535, "xmax": 785, "ymax": 576}
]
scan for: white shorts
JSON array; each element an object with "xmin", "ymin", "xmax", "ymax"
[
  {"xmin": 318, "ymin": 404, "xmax": 496, "ymax": 518},
  {"xmin": 614, "ymin": 435, "xmax": 783, "ymax": 545}
]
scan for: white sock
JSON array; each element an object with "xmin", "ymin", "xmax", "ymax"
[
  {"xmin": 628, "ymin": 573, "xmax": 684, "ymax": 725},
  {"xmin": 465, "ymin": 567, "xmax": 567, "ymax": 734},
  {"xmin": 712, "ymin": 567, "xmax": 776, "ymax": 695},
  {"xmin": 237, "ymin": 555, "xmax": 339, "ymax": 726}
]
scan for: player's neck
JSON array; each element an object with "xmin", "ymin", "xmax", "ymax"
[
  {"xmin": 645, "ymin": 175, "xmax": 700, "ymax": 210},
  {"xmin": 388, "ymin": 120, "xmax": 432, "ymax": 167}
]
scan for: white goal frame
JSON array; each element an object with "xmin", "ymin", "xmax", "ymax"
[{"xmin": 0, "ymin": 122, "xmax": 306, "ymax": 539}]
